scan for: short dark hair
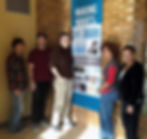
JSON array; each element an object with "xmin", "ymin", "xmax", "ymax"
[
  {"xmin": 12, "ymin": 38, "xmax": 24, "ymax": 48},
  {"xmin": 58, "ymin": 32, "xmax": 71, "ymax": 40},
  {"xmin": 123, "ymin": 45, "xmax": 136, "ymax": 54},
  {"xmin": 37, "ymin": 32, "xmax": 48, "ymax": 39},
  {"xmin": 101, "ymin": 41, "xmax": 120, "ymax": 62}
]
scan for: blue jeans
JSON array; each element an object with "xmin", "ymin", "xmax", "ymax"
[
  {"xmin": 99, "ymin": 90, "xmax": 118, "ymax": 139},
  {"xmin": 9, "ymin": 92, "xmax": 23, "ymax": 132}
]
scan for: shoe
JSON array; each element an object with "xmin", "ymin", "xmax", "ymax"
[
  {"xmin": 69, "ymin": 120, "xmax": 76, "ymax": 127},
  {"xmin": 41, "ymin": 126, "xmax": 61, "ymax": 138},
  {"xmin": 62, "ymin": 120, "xmax": 76, "ymax": 131},
  {"xmin": 33, "ymin": 124, "xmax": 39, "ymax": 133},
  {"xmin": 9, "ymin": 127, "xmax": 22, "ymax": 134},
  {"xmin": 64, "ymin": 118, "xmax": 76, "ymax": 126},
  {"xmin": 51, "ymin": 125, "xmax": 61, "ymax": 131},
  {"xmin": 18, "ymin": 123, "xmax": 28, "ymax": 132},
  {"xmin": 40, "ymin": 120, "xmax": 49, "ymax": 127}
]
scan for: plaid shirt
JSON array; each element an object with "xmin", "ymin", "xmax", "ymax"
[{"xmin": 6, "ymin": 53, "xmax": 27, "ymax": 90}]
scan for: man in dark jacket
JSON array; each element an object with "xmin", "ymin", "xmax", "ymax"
[
  {"xmin": 6, "ymin": 38, "xmax": 27, "ymax": 133},
  {"xmin": 118, "ymin": 45, "xmax": 144, "ymax": 139},
  {"xmin": 50, "ymin": 32, "xmax": 74, "ymax": 131}
]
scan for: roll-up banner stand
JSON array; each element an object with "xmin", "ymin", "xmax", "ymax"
[{"xmin": 72, "ymin": 0, "xmax": 103, "ymax": 112}]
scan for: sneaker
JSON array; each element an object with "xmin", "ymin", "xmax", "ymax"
[
  {"xmin": 69, "ymin": 120, "xmax": 76, "ymax": 127},
  {"xmin": 9, "ymin": 126, "xmax": 23, "ymax": 135},
  {"xmin": 41, "ymin": 126, "xmax": 61, "ymax": 138},
  {"xmin": 51, "ymin": 125, "xmax": 61, "ymax": 131},
  {"xmin": 18, "ymin": 124, "xmax": 28, "ymax": 132},
  {"xmin": 33, "ymin": 124, "xmax": 39, "ymax": 133},
  {"xmin": 64, "ymin": 118, "xmax": 76, "ymax": 126},
  {"xmin": 9, "ymin": 129, "xmax": 20, "ymax": 134},
  {"xmin": 40, "ymin": 120, "xmax": 49, "ymax": 127},
  {"xmin": 62, "ymin": 120, "xmax": 76, "ymax": 131}
]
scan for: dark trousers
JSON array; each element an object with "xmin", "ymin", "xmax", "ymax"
[
  {"xmin": 122, "ymin": 101, "xmax": 142, "ymax": 139},
  {"xmin": 32, "ymin": 81, "xmax": 50, "ymax": 124}
]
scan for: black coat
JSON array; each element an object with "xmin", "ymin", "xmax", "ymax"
[{"xmin": 118, "ymin": 61, "xmax": 144, "ymax": 106}]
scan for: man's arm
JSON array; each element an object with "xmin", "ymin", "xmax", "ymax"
[
  {"xmin": 129, "ymin": 65, "xmax": 144, "ymax": 105},
  {"xmin": 28, "ymin": 63, "xmax": 36, "ymax": 91},
  {"xmin": 6, "ymin": 57, "xmax": 21, "ymax": 96},
  {"xmin": 50, "ymin": 48, "xmax": 65, "ymax": 80},
  {"xmin": 51, "ymin": 66, "xmax": 65, "ymax": 81},
  {"xmin": 126, "ymin": 64, "xmax": 144, "ymax": 115}
]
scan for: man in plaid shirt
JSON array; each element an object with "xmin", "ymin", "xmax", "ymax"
[{"xmin": 6, "ymin": 38, "xmax": 27, "ymax": 133}]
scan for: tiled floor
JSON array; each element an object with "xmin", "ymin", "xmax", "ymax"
[
  {"xmin": 0, "ymin": 124, "xmax": 96, "ymax": 139},
  {"xmin": 0, "ymin": 117, "xmax": 147, "ymax": 139}
]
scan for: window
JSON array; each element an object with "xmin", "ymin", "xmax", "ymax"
[{"xmin": 6, "ymin": 0, "xmax": 30, "ymax": 14}]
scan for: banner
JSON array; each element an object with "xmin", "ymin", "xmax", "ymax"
[{"xmin": 72, "ymin": 0, "xmax": 103, "ymax": 112}]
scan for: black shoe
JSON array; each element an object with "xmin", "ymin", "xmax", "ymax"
[
  {"xmin": 9, "ymin": 127, "xmax": 22, "ymax": 134},
  {"xmin": 40, "ymin": 120, "xmax": 49, "ymax": 127},
  {"xmin": 33, "ymin": 124, "xmax": 40, "ymax": 133}
]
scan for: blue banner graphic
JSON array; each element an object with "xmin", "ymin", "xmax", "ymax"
[{"xmin": 72, "ymin": 0, "xmax": 103, "ymax": 112}]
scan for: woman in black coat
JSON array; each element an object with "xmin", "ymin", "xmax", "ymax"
[{"xmin": 118, "ymin": 45, "xmax": 144, "ymax": 139}]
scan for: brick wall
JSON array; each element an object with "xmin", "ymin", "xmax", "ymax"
[
  {"xmin": 103, "ymin": 0, "xmax": 147, "ymax": 61},
  {"xmin": 37, "ymin": 0, "xmax": 147, "ymax": 60},
  {"xmin": 134, "ymin": 0, "xmax": 147, "ymax": 61},
  {"xmin": 37, "ymin": 0, "xmax": 71, "ymax": 46}
]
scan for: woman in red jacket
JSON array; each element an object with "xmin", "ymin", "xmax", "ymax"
[{"xmin": 99, "ymin": 42, "xmax": 120, "ymax": 139}]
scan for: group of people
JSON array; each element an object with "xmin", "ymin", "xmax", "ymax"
[
  {"xmin": 6, "ymin": 32, "xmax": 144, "ymax": 139},
  {"xmin": 7, "ymin": 32, "xmax": 74, "ymax": 133},
  {"xmin": 99, "ymin": 42, "xmax": 144, "ymax": 139}
]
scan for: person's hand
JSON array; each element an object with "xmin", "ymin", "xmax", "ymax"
[
  {"xmin": 98, "ymin": 86, "xmax": 103, "ymax": 93},
  {"xmin": 57, "ymin": 75, "xmax": 65, "ymax": 82},
  {"xmin": 126, "ymin": 105, "xmax": 134, "ymax": 115},
  {"xmin": 30, "ymin": 81, "xmax": 36, "ymax": 92},
  {"xmin": 14, "ymin": 89, "xmax": 21, "ymax": 96}
]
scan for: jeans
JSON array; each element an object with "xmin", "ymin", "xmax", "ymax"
[
  {"xmin": 32, "ymin": 82, "xmax": 50, "ymax": 125},
  {"xmin": 99, "ymin": 90, "xmax": 118, "ymax": 139},
  {"xmin": 9, "ymin": 92, "xmax": 24, "ymax": 132}
]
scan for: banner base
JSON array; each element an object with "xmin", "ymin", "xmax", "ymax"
[{"xmin": 72, "ymin": 92, "xmax": 100, "ymax": 112}]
